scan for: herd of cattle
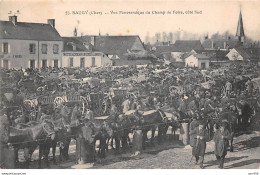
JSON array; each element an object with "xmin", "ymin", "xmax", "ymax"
[{"xmin": 0, "ymin": 62, "xmax": 260, "ymax": 169}]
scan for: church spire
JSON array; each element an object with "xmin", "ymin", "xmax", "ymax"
[
  {"xmin": 74, "ymin": 27, "xmax": 77, "ymax": 37},
  {"xmin": 236, "ymin": 10, "xmax": 245, "ymax": 44}
]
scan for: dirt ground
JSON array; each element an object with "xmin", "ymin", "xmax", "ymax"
[{"xmin": 17, "ymin": 128, "xmax": 260, "ymax": 169}]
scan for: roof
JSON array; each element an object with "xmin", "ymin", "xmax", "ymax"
[
  {"xmin": 172, "ymin": 40, "xmax": 204, "ymax": 52},
  {"xmin": 62, "ymin": 37, "xmax": 93, "ymax": 52},
  {"xmin": 194, "ymin": 54, "xmax": 210, "ymax": 60},
  {"xmin": 194, "ymin": 49, "xmax": 229, "ymax": 61},
  {"xmin": 202, "ymin": 39, "xmax": 241, "ymax": 50},
  {"xmin": 234, "ymin": 47, "xmax": 251, "ymax": 60},
  {"xmin": 82, "ymin": 35, "xmax": 145, "ymax": 59},
  {"xmin": 153, "ymin": 45, "xmax": 175, "ymax": 57},
  {"xmin": 0, "ymin": 20, "xmax": 62, "ymax": 41}
]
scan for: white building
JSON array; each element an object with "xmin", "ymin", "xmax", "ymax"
[
  {"xmin": 0, "ymin": 16, "xmax": 63, "ymax": 69},
  {"xmin": 185, "ymin": 54, "xmax": 210, "ymax": 69},
  {"xmin": 226, "ymin": 47, "xmax": 251, "ymax": 61},
  {"xmin": 62, "ymin": 37, "xmax": 112, "ymax": 68}
]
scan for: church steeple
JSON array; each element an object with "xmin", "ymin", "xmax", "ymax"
[
  {"xmin": 74, "ymin": 27, "xmax": 77, "ymax": 37},
  {"xmin": 236, "ymin": 10, "xmax": 245, "ymax": 44}
]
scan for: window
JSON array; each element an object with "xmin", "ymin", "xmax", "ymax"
[
  {"xmin": 3, "ymin": 60, "xmax": 9, "ymax": 69},
  {"xmin": 42, "ymin": 59, "xmax": 47, "ymax": 68},
  {"xmin": 80, "ymin": 57, "xmax": 85, "ymax": 68},
  {"xmin": 29, "ymin": 44, "xmax": 36, "ymax": 54},
  {"xmin": 91, "ymin": 57, "xmax": 96, "ymax": 67},
  {"xmin": 42, "ymin": 44, "xmax": 47, "ymax": 54},
  {"xmin": 69, "ymin": 57, "xmax": 73, "ymax": 67},
  {"xmin": 53, "ymin": 44, "xmax": 59, "ymax": 54},
  {"xmin": 30, "ymin": 60, "xmax": 35, "ymax": 69},
  {"xmin": 54, "ymin": 60, "xmax": 59, "ymax": 68},
  {"xmin": 72, "ymin": 45, "xmax": 76, "ymax": 51},
  {"xmin": 3, "ymin": 43, "xmax": 8, "ymax": 54}
]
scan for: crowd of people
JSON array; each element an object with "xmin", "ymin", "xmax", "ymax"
[{"xmin": 0, "ymin": 61, "xmax": 260, "ymax": 168}]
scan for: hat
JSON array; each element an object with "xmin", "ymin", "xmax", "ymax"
[{"xmin": 184, "ymin": 96, "xmax": 188, "ymax": 99}]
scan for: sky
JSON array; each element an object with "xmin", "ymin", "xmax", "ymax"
[{"xmin": 0, "ymin": 0, "xmax": 260, "ymax": 42}]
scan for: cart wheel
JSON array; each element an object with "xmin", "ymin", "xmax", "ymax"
[
  {"xmin": 80, "ymin": 96, "xmax": 88, "ymax": 115},
  {"xmin": 54, "ymin": 97, "xmax": 65, "ymax": 108}
]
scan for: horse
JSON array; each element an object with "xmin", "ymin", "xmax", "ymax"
[
  {"xmin": 158, "ymin": 110, "xmax": 181, "ymax": 142},
  {"xmin": 92, "ymin": 119, "xmax": 113, "ymax": 158},
  {"xmin": 235, "ymin": 100, "xmax": 255, "ymax": 132},
  {"xmin": 9, "ymin": 119, "xmax": 56, "ymax": 168},
  {"xmin": 124, "ymin": 109, "xmax": 168, "ymax": 149},
  {"xmin": 212, "ymin": 110, "xmax": 237, "ymax": 152}
]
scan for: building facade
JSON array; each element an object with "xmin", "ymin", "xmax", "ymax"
[
  {"xmin": 0, "ymin": 16, "xmax": 63, "ymax": 69},
  {"xmin": 62, "ymin": 37, "xmax": 112, "ymax": 68},
  {"xmin": 185, "ymin": 54, "xmax": 209, "ymax": 69}
]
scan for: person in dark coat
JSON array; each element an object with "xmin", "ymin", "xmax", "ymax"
[
  {"xmin": 189, "ymin": 115, "xmax": 200, "ymax": 164},
  {"xmin": 0, "ymin": 113, "xmax": 10, "ymax": 168},
  {"xmin": 213, "ymin": 121, "xmax": 232, "ymax": 169},
  {"xmin": 194, "ymin": 121, "xmax": 209, "ymax": 168}
]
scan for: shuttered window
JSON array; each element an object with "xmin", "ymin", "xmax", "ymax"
[
  {"xmin": 3, "ymin": 43, "xmax": 8, "ymax": 54},
  {"xmin": 42, "ymin": 44, "xmax": 47, "ymax": 54},
  {"xmin": 53, "ymin": 44, "xmax": 59, "ymax": 54},
  {"xmin": 29, "ymin": 44, "xmax": 36, "ymax": 54}
]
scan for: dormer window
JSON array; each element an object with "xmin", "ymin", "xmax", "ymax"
[{"xmin": 72, "ymin": 45, "xmax": 76, "ymax": 51}]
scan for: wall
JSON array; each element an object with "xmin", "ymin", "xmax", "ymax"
[
  {"xmin": 226, "ymin": 49, "xmax": 243, "ymax": 61},
  {"xmin": 171, "ymin": 52, "xmax": 185, "ymax": 62},
  {"xmin": 185, "ymin": 55, "xmax": 198, "ymax": 67},
  {"xmin": 198, "ymin": 59, "xmax": 209, "ymax": 69},
  {"xmin": 62, "ymin": 52, "xmax": 112, "ymax": 68},
  {"xmin": 0, "ymin": 39, "xmax": 63, "ymax": 69}
]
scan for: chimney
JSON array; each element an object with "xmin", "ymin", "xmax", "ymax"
[
  {"xmin": 90, "ymin": 36, "xmax": 95, "ymax": 46},
  {"xmin": 228, "ymin": 36, "xmax": 231, "ymax": 40},
  {"xmin": 9, "ymin": 15, "xmax": 17, "ymax": 25},
  {"xmin": 47, "ymin": 19, "xmax": 55, "ymax": 28},
  {"xmin": 211, "ymin": 40, "xmax": 214, "ymax": 49},
  {"xmin": 168, "ymin": 41, "xmax": 170, "ymax": 45},
  {"xmin": 224, "ymin": 41, "xmax": 226, "ymax": 49}
]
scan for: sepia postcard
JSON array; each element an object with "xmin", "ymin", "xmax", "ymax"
[{"xmin": 0, "ymin": 0, "xmax": 259, "ymax": 175}]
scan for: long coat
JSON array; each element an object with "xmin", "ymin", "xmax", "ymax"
[
  {"xmin": 194, "ymin": 128, "xmax": 208, "ymax": 157},
  {"xmin": 213, "ymin": 129, "xmax": 232, "ymax": 157},
  {"xmin": 0, "ymin": 114, "xmax": 10, "ymax": 144},
  {"xmin": 189, "ymin": 120, "xmax": 199, "ymax": 147}
]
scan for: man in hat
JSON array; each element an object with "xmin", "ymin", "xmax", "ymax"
[
  {"xmin": 110, "ymin": 102, "xmax": 119, "ymax": 118},
  {"xmin": 84, "ymin": 108, "xmax": 94, "ymax": 121},
  {"xmin": 178, "ymin": 95, "xmax": 188, "ymax": 120},
  {"xmin": 189, "ymin": 114, "xmax": 200, "ymax": 164},
  {"xmin": 193, "ymin": 121, "xmax": 208, "ymax": 169},
  {"xmin": 225, "ymin": 81, "xmax": 232, "ymax": 97},
  {"xmin": 122, "ymin": 97, "xmax": 130, "ymax": 114},
  {"xmin": 0, "ymin": 112, "xmax": 10, "ymax": 168},
  {"xmin": 213, "ymin": 121, "xmax": 232, "ymax": 169}
]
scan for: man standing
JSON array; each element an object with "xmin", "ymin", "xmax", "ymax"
[
  {"xmin": 189, "ymin": 115, "xmax": 200, "ymax": 164},
  {"xmin": 194, "ymin": 121, "xmax": 208, "ymax": 169},
  {"xmin": 225, "ymin": 81, "xmax": 232, "ymax": 97},
  {"xmin": 85, "ymin": 108, "xmax": 94, "ymax": 121},
  {"xmin": 122, "ymin": 97, "xmax": 130, "ymax": 114},
  {"xmin": 213, "ymin": 121, "xmax": 232, "ymax": 169},
  {"xmin": 0, "ymin": 112, "xmax": 10, "ymax": 168}
]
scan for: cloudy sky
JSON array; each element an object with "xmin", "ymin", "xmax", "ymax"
[{"xmin": 0, "ymin": 0, "xmax": 260, "ymax": 41}]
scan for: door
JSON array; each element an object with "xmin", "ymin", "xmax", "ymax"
[
  {"xmin": 201, "ymin": 62, "xmax": 206, "ymax": 69},
  {"xmin": 3, "ymin": 60, "xmax": 9, "ymax": 69},
  {"xmin": 91, "ymin": 57, "xmax": 95, "ymax": 67},
  {"xmin": 42, "ymin": 59, "xmax": 47, "ymax": 68},
  {"xmin": 30, "ymin": 60, "xmax": 35, "ymax": 69},
  {"xmin": 54, "ymin": 60, "xmax": 58, "ymax": 68},
  {"xmin": 80, "ymin": 57, "xmax": 85, "ymax": 68}
]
